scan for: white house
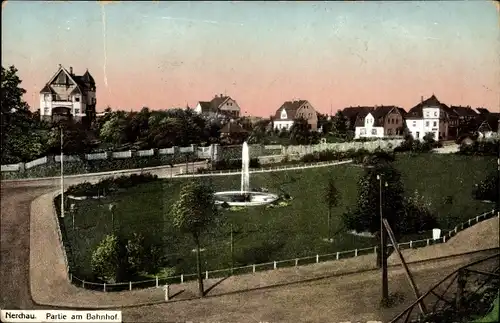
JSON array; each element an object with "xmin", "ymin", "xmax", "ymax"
[
  {"xmin": 39, "ymin": 64, "xmax": 96, "ymax": 124},
  {"xmin": 405, "ymin": 95, "xmax": 451, "ymax": 141},
  {"xmin": 194, "ymin": 94, "xmax": 241, "ymax": 118},
  {"xmin": 354, "ymin": 111, "xmax": 384, "ymax": 138}
]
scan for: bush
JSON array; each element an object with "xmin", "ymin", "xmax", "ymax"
[
  {"xmin": 66, "ymin": 173, "xmax": 159, "ymax": 197},
  {"xmin": 213, "ymin": 158, "xmax": 260, "ymax": 171},
  {"xmin": 459, "ymin": 140, "xmax": 499, "ymax": 156},
  {"xmin": 473, "ymin": 172, "xmax": 499, "ymax": 203}
]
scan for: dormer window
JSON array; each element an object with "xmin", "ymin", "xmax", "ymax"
[
  {"xmin": 75, "ymin": 96, "xmax": 80, "ymax": 102},
  {"xmin": 280, "ymin": 109, "xmax": 287, "ymax": 119}
]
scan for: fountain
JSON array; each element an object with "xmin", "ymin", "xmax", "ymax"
[{"xmin": 214, "ymin": 142, "xmax": 279, "ymax": 206}]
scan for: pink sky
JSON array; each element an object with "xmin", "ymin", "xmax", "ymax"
[{"xmin": 2, "ymin": 1, "xmax": 499, "ymax": 116}]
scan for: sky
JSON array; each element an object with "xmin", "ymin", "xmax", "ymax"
[{"xmin": 2, "ymin": 1, "xmax": 499, "ymax": 116}]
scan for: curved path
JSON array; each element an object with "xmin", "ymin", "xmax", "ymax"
[{"xmin": 1, "ymin": 160, "xmax": 499, "ymax": 323}]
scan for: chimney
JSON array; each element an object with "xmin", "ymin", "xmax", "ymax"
[
  {"xmin": 220, "ymin": 93, "xmax": 223, "ymax": 98},
  {"xmin": 70, "ymin": 67, "xmax": 73, "ymax": 75}
]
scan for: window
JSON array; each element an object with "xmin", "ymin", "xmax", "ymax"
[
  {"xmin": 74, "ymin": 109, "xmax": 80, "ymax": 114},
  {"xmin": 426, "ymin": 121, "xmax": 430, "ymax": 127},
  {"xmin": 416, "ymin": 131, "xmax": 420, "ymax": 138},
  {"xmin": 75, "ymin": 97, "xmax": 80, "ymax": 102},
  {"xmin": 387, "ymin": 129, "xmax": 392, "ymax": 135},
  {"xmin": 396, "ymin": 118, "xmax": 399, "ymax": 124},
  {"xmin": 425, "ymin": 112, "xmax": 430, "ymax": 117},
  {"xmin": 434, "ymin": 112, "xmax": 437, "ymax": 117},
  {"xmin": 371, "ymin": 129, "xmax": 377, "ymax": 135},
  {"xmin": 44, "ymin": 107, "xmax": 50, "ymax": 115},
  {"xmin": 412, "ymin": 121, "xmax": 416, "ymax": 127},
  {"xmin": 433, "ymin": 121, "xmax": 437, "ymax": 127},
  {"xmin": 360, "ymin": 128, "xmax": 366, "ymax": 135}
]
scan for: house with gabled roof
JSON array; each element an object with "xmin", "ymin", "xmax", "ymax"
[
  {"xmin": 354, "ymin": 105, "xmax": 406, "ymax": 139},
  {"xmin": 194, "ymin": 94, "xmax": 241, "ymax": 119},
  {"xmin": 272, "ymin": 99, "xmax": 318, "ymax": 131},
  {"xmin": 39, "ymin": 64, "xmax": 96, "ymax": 125},
  {"xmin": 405, "ymin": 95, "xmax": 458, "ymax": 141}
]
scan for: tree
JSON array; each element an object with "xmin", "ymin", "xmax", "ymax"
[
  {"xmin": 289, "ymin": 118, "xmax": 312, "ymax": 144},
  {"xmin": 91, "ymin": 234, "xmax": 128, "ymax": 283},
  {"xmin": 324, "ymin": 177, "xmax": 340, "ymax": 241},
  {"xmin": 1, "ymin": 65, "xmax": 47, "ymax": 163},
  {"xmin": 402, "ymin": 190, "xmax": 438, "ymax": 233},
  {"xmin": 171, "ymin": 181, "xmax": 219, "ymax": 297},
  {"xmin": 331, "ymin": 111, "xmax": 348, "ymax": 137},
  {"xmin": 341, "ymin": 162, "xmax": 406, "ymax": 265},
  {"xmin": 126, "ymin": 233, "xmax": 146, "ymax": 275},
  {"xmin": 473, "ymin": 172, "xmax": 499, "ymax": 204}
]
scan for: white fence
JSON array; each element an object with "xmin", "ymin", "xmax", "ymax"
[
  {"xmin": 1, "ymin": 163, "xmax": 21, "ymax": 172},
  {"xmin": 2, "ymin": 141, "xmax": 403, "ymax": 174},
  {"xmin": 25, "ymin": 157, "xmax": 48, "ymax": 169},
  {"xmin": 63, "ymin": 209, "xmax": 498, "ymax": 293}
]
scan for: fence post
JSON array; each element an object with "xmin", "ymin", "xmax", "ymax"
[
  {"xmin": 82, "ymin": 280, "xmax": 85, "ymax": 288},
  {"xmin": 252, "ymin": 264, "xmax": 256, "ymax": 273},
  {"xmin": 295, "ymin": 258, "xmax": 298, "ymax": 266},
  {"xmin": 443, "ymin": 236, "xmax": 446, "ymax": 243},
  {"xmin": 316, "ymin": 254, "xmax": 319, "ymax": 263},
  {"xmin": 70, "ymin": 273, "xmax": 72, "ymax": 282},
  {"xmin": 354, "ymin": 249, "xmax": 358, "ymax": 257},
  {"xmin": 426, "ymin": 239, "xmax": 430, "ymax": 246},
  {"xmin": 468, "ymin": 219, "xmax": 471, "ymax": 226},
  {"xmin": 103, "ymin": 283, "xmax": 106, "ymax": 292},
  {"xmin": 156, "ymin": 276, "xmax": 158, "ymax": 288},
  {"xmin": 205, "ymin": 271, "xmax": 208, "ymax": 279},
  {"xmin": 181, "ymin": 274, "xmax": 184, "ymax": 284},
  {"xmin": 374, "ymin": 246, "xmax": 377, "ymax": 254},
  {"xmin": 336, "ymin": 252, "xmax": 339, "ymax": 260},
  {"xmin": 410, "ymin": 240, "xmax": 413, "ymax": 248},
  {"xmin": 476, "ymin": 215, "xmax": 479, "ymax": 222},
  {"xmin": 129, "ymin": 281, "xmax": 132, "ymax": 291}
]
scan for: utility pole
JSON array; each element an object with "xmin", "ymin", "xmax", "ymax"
[
  {"xmin": 377, "ymin": 174, "xmax": 389, "ymax": 303},
  {"xmin": 230, "ymin": 224, "xmax": 234, "ymax": 275},
  {"xmin": 109, "ymin": 203, "xmax": 116, "ymax": 233},
  {"xmin": 60, "ymin": 127, "xmax": 65, "ymax": 218}
]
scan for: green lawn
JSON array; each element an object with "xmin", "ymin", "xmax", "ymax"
[{"xmin": 64, "ymin": 154, "xmax": 496, "ymax": 281}]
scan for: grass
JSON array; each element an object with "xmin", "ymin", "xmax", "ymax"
[{"xmin": 63, "ymin": 153, "xmax": 496, "ymax": 281}]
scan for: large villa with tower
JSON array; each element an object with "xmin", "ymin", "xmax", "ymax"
[{"xmin": 39, "ymin": 64, "xmax": 97, "ymax": 126}]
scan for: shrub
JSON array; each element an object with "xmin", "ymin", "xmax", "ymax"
[
  {"xmin": 213, "ymin": 158, "xmax": 260, "ymax": 171},
  {"xmin": 66, "ymin": 173, "xmax": 159, "ymax": 197}
]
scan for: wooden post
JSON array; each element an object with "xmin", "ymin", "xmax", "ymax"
[
  {"xmin": 82, "ymin": 280, "xmax": 85, "ymax": 288},
  {"xmin": 273, "ymin": 261, "xmax": 277, "ymax": 270},
  {"xmin": 103, "ymin": 283, "xmax": 106, "ymax": 292},
  {"xmin": 383, "ymin": 219, "xmax": 426, "ymax": 316},
  {"xmin": 156, "ymin": 276, "xmax": 158, "ymax": 288},
  {"xmin": 316, "ymin": 254, "xmax": 319, "ymax": 263},
  {"xmin": 164, "ymin": 284, "xmax": 170, "ymax": 301},
  {"xmin": 181, "ymin": 274, "xmax": 184, "ymax": 283},
  {"xmin": 129, "ymin": 281, "xmax": 132, "ymax": 291},
  {"xmin": 426, "ymin": 239, "xmax": 430, "ymax": 246},
  {"xmin": 295, "ymin": 258, "xmax": 298, "ymax": 266},
  {"xmin": 355, "ymin": 249, "xmax": 358, "ymax": 257},
  {"xmin": 410, "ymin": 240, "xmax": 413, "ymax": 248},
  {"xmin": 205, "ymin": 271, "xmax": 208, "ymax": 279},
  {"xmin": 336, "ymin": 252, "xmax": 339, "ymax": 260},
  {"xmin": 456, "ymin": 270, "xmax": 467, "ymax": 312},
  {"xmin": 252, "ymin": 264, "xmax": 256, "ymax": 273}
]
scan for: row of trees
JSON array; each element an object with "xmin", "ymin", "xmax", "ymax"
[{"xmin": 2, "ymin": 65, "xmax": 356, "ymax": 163}]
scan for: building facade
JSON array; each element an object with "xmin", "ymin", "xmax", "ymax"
[
  {"xmin": 194, "ymin": 94, "xmax": 241, "ymax": 119},
  {"xmin": 39, "ymin": 65, "xmax": 96, "ymax": 125},
  {"xmin": 273, "ymin": 100, "xmax": 318, "ymax": 131},
  {"xmin": 354, "ymin": 106, "xmax": 406, "ymax": 139},
  {"xmin": 405, "ymin": 95, "xmax": 452, "ymax": 141}
]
